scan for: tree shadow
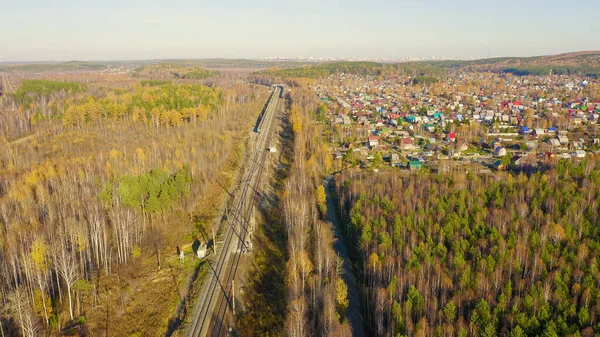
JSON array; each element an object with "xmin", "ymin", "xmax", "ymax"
[
  {"xmin": 164, "ymin": 260, "xmax": 206, "ymax": 337},
  {"xmin": 235, "ymin": 109, "xmax": 294, "ymax": 336},
  {"xmin": 192, "ymin": 238, "xmax": 201, "ymax": 256}
]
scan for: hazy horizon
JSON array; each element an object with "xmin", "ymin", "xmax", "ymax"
[{"xmin": 2, "ymin": 0, "xmax": 599, "ymax": 62}]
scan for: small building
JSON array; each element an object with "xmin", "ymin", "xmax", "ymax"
[
  {"xmin": 512, "ymin": 155, "xmax": 524, "ymax": 166},
  {"xmin": 457, "ymin": 141, "xmax": 469, "ymax": 152},
  {"xmin": 197, "ymin": 244, "xmax": 206, "ymax": 259},
  {"xmin": 493, "ymin": 160, "xmax": 507, "ymax": 171},
  {"xmin": 409, "ymin": 160, "xmax": 423, "ymax": 170},
  {"xmin": 400, "ymin": 137, "xmax": 416, "ymax": 151},
  {"xmin": 447, "ymin": 133, "xmax": 457, "ymax": 142},
  {"xmin": 574, "ymin": 150, "xmax": 586, "ymax": 158},
  {"xmin": 494, "ymin": 146, "xmax": 507, "ymax": 157},
  {"xmin": 558, "ymin": 135, "xmax": 569, "ymax": 145},
  {"xmin": 533, "ymin": 128, "xmax": 546, "ymax": 137},
  {"xmin": 368, "ymin": 135, "xmax": 379, "ymax": 148}
]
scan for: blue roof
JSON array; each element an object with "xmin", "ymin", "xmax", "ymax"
[
  {"xmin": 548, "ymin": 127, "xmax": 557, "ymax": 131},
  {"xmin": 522, "ymin": 126, "xmax": 530, "ymax": 131}
]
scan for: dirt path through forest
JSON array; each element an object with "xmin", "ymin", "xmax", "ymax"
[{"xmin": 324, "ymin": 176, "xmax": 364, "ymax": 337}]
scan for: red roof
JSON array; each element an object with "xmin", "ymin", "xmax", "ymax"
[
  {"xmin": 401, "ymin": 137, "xmax": 414, "ymax": 145},
  {"xmin": 514, "ymin": 101, "xmax": 522, "ymax": 106},
  {"xmin": 368, "ymin": 135, "xmax": 379, "ymax": 141},
  {"xmin": 448, "ymin": 133, "xmax": 457, "ymax": 139}
]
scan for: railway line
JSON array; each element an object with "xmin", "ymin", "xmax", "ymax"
[
  {"xmin": 1, "ymin": 74, "xmax": 14, "ymax": 94},
  {"xmin": 187, "ymin": 86, "xmax": 282, "ymax": 337}
]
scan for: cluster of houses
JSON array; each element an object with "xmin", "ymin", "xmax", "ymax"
[{"xmin": 315, "ymin": 72, "xmax": 600, "ymax": 172}]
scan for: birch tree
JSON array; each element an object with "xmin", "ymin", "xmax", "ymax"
[{"xmin": 54, "ymin": 243, "xmax": 79, "ymax": 321}]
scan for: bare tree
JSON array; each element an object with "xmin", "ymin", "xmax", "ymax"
[
  {"xmin": 54, "ymin": 244, "xmax": 79, "ymax": 321},
  {"xmin": 8, "ymin": 288, "xmax": 40, "ymax": 337},
  {"xmin": 0, "ymin": 289, "xmax": 8, "ymax": 337}
]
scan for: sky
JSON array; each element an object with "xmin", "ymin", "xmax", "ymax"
[{"xmin": 1, "ymin": 0, "xmax": 599, "ymax": 61}]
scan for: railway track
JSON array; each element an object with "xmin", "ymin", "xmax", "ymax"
[
  {"xmin": 187, "ymin": 86, "xmax": 282, "ymax": 337},
  {"xmin": 1, "ymin": 74, "xmax": 14, "ymax": 94}
]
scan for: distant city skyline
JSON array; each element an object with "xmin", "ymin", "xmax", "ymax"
[{"xmin": 1, "ymin": 0, "xmax": 599, "ymax": 62}]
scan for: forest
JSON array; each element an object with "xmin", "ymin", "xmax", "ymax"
[
  {"xmin": 0, "ymin": 71, "xmax": 268, "ymax": 336},
  {"xmin": 133, "ymin": 63, "xmax": 220, "ymax": 80},
  {"xmin": 333, "ymin": 162, "xmax": 600, "ymax": 336},
  {"xmin": 259, "ymin": 51, "xmax": 600, "ymax": 81},
  {"xmin": 259, "ymin": 62, "xmax": 445, "ymax": 79}
]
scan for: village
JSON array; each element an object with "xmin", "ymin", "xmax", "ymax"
[{"xmin": 313, "ymin": 71, "xmax": 600, "ymax": 173}]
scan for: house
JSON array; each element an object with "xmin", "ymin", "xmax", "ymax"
[
  {"xmin": 368, "ymin": 135, "xmax": 379, "ymax": 148},
  {"xmin": 512, "ymin": 155, "xmax": 524, "ymax": 166},
  {"xmin": 422, "ymin": 124, "xmax": 436, "ymax": 133},
  {"xmin": 574, "ymin": 150, "xmax": 586, "ymax": 158},
  {"xmin": 558, "ymin": 135, "xmax": 569, "ymax": 145},
  {"xmin": 424, "ymin": 143, "xmax": 439, "ymax": 152},
  {"xmin": 492, "ymin": 160, "xmax": 507, "ymax": 171},
  {"xmin": 494, "ymin": 146, "xmax": 507, "ymax": 157},
  {"xmin": 409, "ymin": 160, "xmax": 422, "ymax": 170},
  {"xmin": 549, "ymin": 138, "xmax": 561, "ymax": 147},
  {"xmin": 400, "ymin": 137, "xmax": 416, "ymax": 151},
  {"xmin": 533, "ymin": 128, "xmax": 546, "ymax": 137},
  {"xmin": 450, "ymin": 141, "xmax": 468, "ymax": 156},
  {"xmin": 447, "ymin": 133, "xmax": 457, "ymax": 142},
  {"xmin": 457, "ymin": 141, "xmax": 469, "ymax": 152}
]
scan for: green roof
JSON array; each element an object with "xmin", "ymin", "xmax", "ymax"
[{"xmin": 409, "ymin": 160, "xmax": 422, "ymax": 169}]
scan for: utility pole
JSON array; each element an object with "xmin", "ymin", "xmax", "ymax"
[
  {"xmin": 232, "ymin": 280, "xmax": 236, "ymax": 316},
  {"xmin": 212, "ymin": 227, "xmax": 216, "ymax": 253}
]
